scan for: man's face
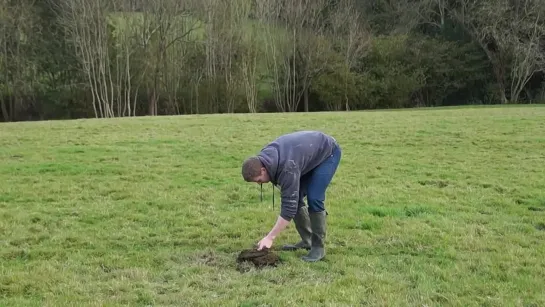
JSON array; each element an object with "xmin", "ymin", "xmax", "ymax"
[{"xmin": 253, "ymin": 167, "xmax": 270, "ymax": 184}]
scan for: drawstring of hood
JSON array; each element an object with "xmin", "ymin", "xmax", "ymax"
[
  {"xmin": 257, "ymin": 146, "xmax": 279, "ymax": 211},
  {"xmin": 260, "ymin": 183, "xmax": 275, "ymax": 210}
]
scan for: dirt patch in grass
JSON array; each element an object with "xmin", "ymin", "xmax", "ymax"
[
  {"xmin": 189, "ymin": 250, "xmax": 221, "ymax": 267},
  {"xmin": 236, "ymin": 248, "xmax": 280, "ymax": 272},
  {"xmin": 418, "ymin": 180, "xmax": 449, "ymax": 188}
]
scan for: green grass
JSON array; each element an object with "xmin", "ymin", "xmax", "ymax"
[{"xmin": 1, "ymin": 105, "xmax": 545, "ymax": 306}]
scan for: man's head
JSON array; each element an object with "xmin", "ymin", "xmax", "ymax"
[{"xmin": 242, "ymin": 156, "xmax": 270, "ymax": 183}]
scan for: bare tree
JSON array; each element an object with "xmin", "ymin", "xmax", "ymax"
[
  {"xmin": 257, "ymin": 0, "xmax": 349, "ymax": 112},
  {"xmin": 57, "ymin": 0, "xmax": 201, "ymax": 117},
  {"xmin": 56, "ymin": 0, "xmax": 115, "ymax": 117},
  {"xmin": 329, "ymin": 0, "xmax": 372, "ymax": 110},
  {"xmin": 138, "ymin": 0, "xmax": 201, "ymax": 116},
  {"xmin": 507, "ymin": 4, "xmax": 545, "ymax": 103},
  {"xmin": 254, "ymin": 0, "xmax": 288, "ymax": 112},
  {"xmin": 453, "ymin": 0, "xmax": 545, "ymax": 103},
  {"xmin": 240, "ymin": 25, "xmax": 260, "ymax": 113},
  {"xmin": 193, "ymin": 0, "xmax": 253, "ymax": 113},
  {"xmin": 198, "ymin": 0, "xmax": 221, "ymax": 113},
  {"xmin": 110, "ymin": 0, "xmax": 143, "ymax": 117},
  {"xmin": 282, "ymin": 0, "xmax": 334, "ymax": 112},
  {"xmin": 0, "ymin": 0, "xmax": 13, "ymax": 121},
  {"xmin": 158, "ymin": 0, "xmax": 201, "ymax": 115},
  {"xmin": 218, "ymin": 0, "xmax": 245, "ymax": 113},
  {"xmin": 0, "ymin": 0, "xmax": 39, "ymax": 121},
  {"xmin": 416, "ymin": 0, "xmax": 450, "ymax": 30}
]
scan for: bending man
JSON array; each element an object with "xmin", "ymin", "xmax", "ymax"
[{"xmin": 241, "ymin": 130, "xmax": 342, "ymax": 262}]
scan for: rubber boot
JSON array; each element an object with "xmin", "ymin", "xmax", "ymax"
[
  {"xmin": 282, "ymin": 206, "xmax": 312, "ymax": 251},
  {"xmin": 301, "ymin": 211, "xmax": 326, "ymax": 262}
]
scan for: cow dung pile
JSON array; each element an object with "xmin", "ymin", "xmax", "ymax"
[{"xmin": 236, "ymin": 247, "xmax": 280, "ymax": 272}]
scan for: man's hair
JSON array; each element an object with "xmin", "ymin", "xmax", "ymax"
[{"xmin": 241, "ymin": 156, "xmax": 263, "ymax": 182}]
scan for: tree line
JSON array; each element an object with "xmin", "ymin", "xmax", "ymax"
[{"xmin": 1, "ymin": 0, "xmax": 544, "ymax": 122}]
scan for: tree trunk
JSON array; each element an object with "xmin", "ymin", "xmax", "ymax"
[
  {"xmin": 1, "ymin": 100, "xmax": 9, "ymax": 122},
  {"xmin": 304, "ymin": 86, "xmax": 309, "ymax": 112}
]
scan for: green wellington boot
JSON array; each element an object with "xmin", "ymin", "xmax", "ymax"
[
  {"xmin": 301, "ymin": 211, "xmax": 326, "ymax": 262},
  {"xmin": 282, "ymin": 206, "xmax": 312, "ymax": 251}
]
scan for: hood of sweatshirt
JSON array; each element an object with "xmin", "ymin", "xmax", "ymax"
[{"xmin": 257, "ymin": 145, "xmax": 280, "ymax": 185}]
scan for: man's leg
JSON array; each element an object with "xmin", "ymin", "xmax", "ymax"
[
  {"xmin": 302, "ymin": 145, "xmax": 342, "ymax": 262},
  {"xmin": 282, "ymin": 173, "xmax": 312, "ymax": 251}
]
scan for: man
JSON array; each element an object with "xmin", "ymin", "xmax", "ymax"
[{"xmin": 241, "ymin": 130, "xmax": 342, "ymax": 262}]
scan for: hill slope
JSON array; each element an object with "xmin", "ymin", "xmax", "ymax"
[{"xmin": 1, "ymin": 106, "xmax": 544, "ymax": 306}]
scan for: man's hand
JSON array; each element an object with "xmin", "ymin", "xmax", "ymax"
[
  {"xmin": 257, "ymin": 236, "xmax": 274, "ymax": 250},
  {"xmin": 256, "ymin": 216, "xmax": 291, "ymax": 250}
]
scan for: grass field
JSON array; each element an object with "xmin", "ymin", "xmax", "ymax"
[{"xmin": 1, "ymin": 105, "xmax": 545, "ymax": 306}]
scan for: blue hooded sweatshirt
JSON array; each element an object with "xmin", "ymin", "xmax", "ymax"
[{"xmin": 257, "ymin": 130, "xmax": 339, "ymax": 221}]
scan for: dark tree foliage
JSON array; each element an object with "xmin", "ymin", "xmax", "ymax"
[{"xmin": 1, "ymin": 0, "xmax": 543, "ymax": 121}]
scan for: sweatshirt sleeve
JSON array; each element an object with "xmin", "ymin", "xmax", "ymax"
[{"xmin": 277, "ymin": 168, "xmax": 300, "ymax": 221}]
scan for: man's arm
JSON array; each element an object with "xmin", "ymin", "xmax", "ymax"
[
  {"xmin": 264, "ymin": 215, "xmax": 291, "ymax": 240},
  {"xmin": 257, "ymin": 169, "xmax": 300, "ymax": 250},
  {"xmin": 277, "ymin": 167, "xmax": 300, "ymax": 222}
]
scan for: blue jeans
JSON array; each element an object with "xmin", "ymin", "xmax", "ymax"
[{"xmin": 299, "ymin": 144, "xmax": 342, "ymax": 213}]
